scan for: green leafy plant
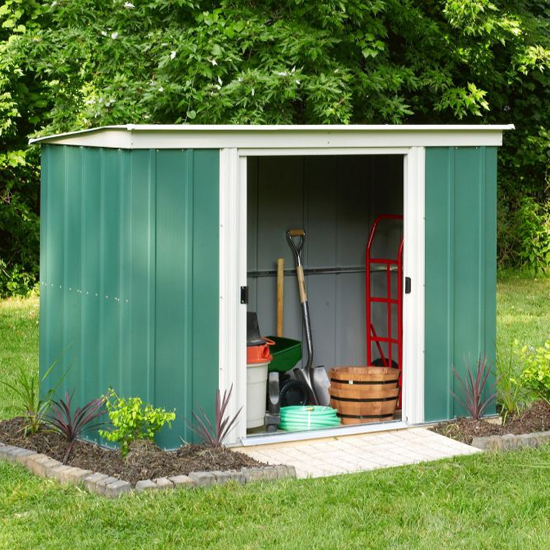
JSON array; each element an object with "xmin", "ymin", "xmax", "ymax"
[
  {"xmin": 496, "ymin": 345, "xmax": 530, "ymax": 425},
  {"xmin": 45, "ymin": 392, "xmax": 106, "ymax": 464},
  {"xmin": 515, "ymin": 197, "xmax": 550, "ymax": 275},
  {"xmin": 2, "ymin": 0, "xmax": 550, "ymax": 287},
  {"xmin": 99, "ymin": 390, "xmax": 176, "ymax": 457},
  {"xmin": 1, "ymin": 357, "xmax": 69, "ymax": 435},
  {"xmin": 515, "ymin": 341, "xmax": 550, "ymax": 404},
  {"xmin": 189, "ymin": 385, "xmax": 242, "ymax": 448},
  {"xmin": 452, "ymin": 355, "xmax": 497, "ymax": 420}
]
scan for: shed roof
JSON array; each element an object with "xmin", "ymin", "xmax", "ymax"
[{"xmin": 30, "ymin": 124, "xmax": 514, "ymax": 149}]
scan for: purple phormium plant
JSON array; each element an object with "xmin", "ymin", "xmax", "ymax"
[
  {"xmin": 45, "ymin": 392, "xmax": 106, "ymax": 464},
  {"xmin": 189, "ymin": 385, "xmax": 242, "ymax": 447},
  {"xmin": 452, "ymin": 355, "xmax": 497, "ymax": 420}
]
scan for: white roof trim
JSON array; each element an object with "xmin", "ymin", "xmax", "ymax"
[{"xmin": 29, "ymin": 124, "xmax": 514, "ymax": 149}]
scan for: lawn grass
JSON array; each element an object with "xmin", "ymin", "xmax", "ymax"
[
  {"xmin": 496, "ymin": 272, "xmax": 550, "ymax": 398},
  {"xmin": 0, "ymin": 296, "xmax": 39, "ymax": 420},
  {"xmin": 497, "ymin": 270, "xmax": 550, "ymax": 350},
  {"xmin": 1, "ymin": 275, "xmax": 550, "ymax": 549},
  {"xmin": 2, "ymin": 447, "xmax": 550, "ymax": 550}
]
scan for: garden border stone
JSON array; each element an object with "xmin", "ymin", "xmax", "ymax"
[
  {"xmin": 0, "ymin": 442, "xmax": 295, "ymax": 498},
  {"xmin": 471, "ymin": 430, "xmax": 550, "ymax": 451}
]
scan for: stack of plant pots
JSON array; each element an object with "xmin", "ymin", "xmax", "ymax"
[{"xmin": 328, "ymin": 366, "xmax": 400, "ymax": 425}]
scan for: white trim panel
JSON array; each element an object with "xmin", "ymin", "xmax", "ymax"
[
  {"xmin": 220, "ymin": 145, "xmax": 425, "ymax": 444},
  {"xmin": 237, "ymin": 147, "xmax": 411, "ymax": 157},
  {"xmin": 31, "ymin": 124, "xmax": 514, "ymax": 148},
  {"xmin": 402, "ymin": 147, "xmax": 425, "ymax": 424},
  {"xmin": 218, "ymin": 149, "xmax": 248, "ymax": 442},
  {"xmin": 238, "ymin": 421, "xmax": 408, "ymax": 447}
]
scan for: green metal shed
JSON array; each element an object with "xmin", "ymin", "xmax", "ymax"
[{"xmin": 32, "ymin": 124, "xmax": 512, "ymax": 448}]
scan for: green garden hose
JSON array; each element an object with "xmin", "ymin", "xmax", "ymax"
[{"xmin": 279, "ymin": 406, "xmax": 341, "ymax": 432}]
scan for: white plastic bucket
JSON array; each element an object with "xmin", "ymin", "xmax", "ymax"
[{"xmin": 246, "ymin": 361, "xmax": 269, "ymax": 429}]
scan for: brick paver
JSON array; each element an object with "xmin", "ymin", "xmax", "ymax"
[{"xmin": 238, "ymin": 427, "xmax": 480, "ymax": 479}]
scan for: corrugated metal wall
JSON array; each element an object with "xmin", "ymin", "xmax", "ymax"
[
  {"xmin": 247, "ymin": 155, "xmax": 403, "ymax": 370},
  {"xmin": 424, "ymin": 146, "xmax": 497, "ymax": 421},
  {"xmin": 39, "ymin": 145, "xmax": 219, "ymax": 448}
]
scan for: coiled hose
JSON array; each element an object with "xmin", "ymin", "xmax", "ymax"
[{"xmin": 279, "ymin": 406, "xmax": 341, "ymax": 432}]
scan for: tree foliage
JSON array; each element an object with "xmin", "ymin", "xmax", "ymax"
[{"xmin": 2, "ymin": 0, "xmax": 550, "ymax": 294}]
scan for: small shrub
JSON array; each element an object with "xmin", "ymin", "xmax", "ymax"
[
  {"xmin": 45, "ymin": 392, "xmax": 106, "ymax": 464},
  {"xmin": 496, "ymin": 346, "xmax": 531, "ymax": 424},
  {"xmin": 452, "ymin": 355, "xmax": 496, "ymax": 420},
  {"xmin": 497, "ymin": 342, "xmax": 533, "ymax": 424},
  {"xmin": 99, "ymin": 390, "xmax": 176, "ymax": 457},
  {"xmin": 515, "ymin": 341, "xmax": 550, "ymax": 404},
  {"xmin": 2, "ymin": 357, "xmax": 69, "ymax": 435},
  {"xmin": 516, "ymin": 197, "xmax": 550, "ymax": 274},
  {"xmin": 189, "ymin": 385, "xmax": 242, "ymax": 447}
]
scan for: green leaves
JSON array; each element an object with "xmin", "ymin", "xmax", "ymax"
[
  {"xmin": 435, "ymin": 83, "xmax": 490, "ymax": 119},
  {"xmin": 3, "ymin": 0, "xmax": 550, "ymax": 133},
  {"xmin": 99, "ymin": 390, "xmax": 176, "ymax": 457},
  {"xmin": 0, "ymin": 0, "xmax": 550, "ymax": 287},
  {"xmin": 0, "ymin": 353, "xmax": 70, "ymax": 435},
  {"xmin": 516, "ymin": 341, "xmax": 550, "ymax": 405}
]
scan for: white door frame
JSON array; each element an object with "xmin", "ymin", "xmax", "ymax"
[{"xmin": 219, "ymin": 147, "xmax": 425, "ymax": 444}]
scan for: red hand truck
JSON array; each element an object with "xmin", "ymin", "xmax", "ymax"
[{"xmin": 365, "ymin": 214, "xmax": 404, "ymax": 407}]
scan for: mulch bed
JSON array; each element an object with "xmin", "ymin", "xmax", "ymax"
[
  {"xmin": 0, "ymin": 417, "xmax": 264, "ymax": 484},
  {"xmin": 432, "ymin": 401, "xmax": 550, "ymax": 445}
]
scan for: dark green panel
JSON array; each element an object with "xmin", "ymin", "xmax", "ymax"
[
  {"xmin": 191, "ymin": 149, "xmax": 220, "ymax": 441},
  {"xmin": 483, "ymin": 148, "xmax": 498, "ymax": 411},
  {"xmin": 424, "ymin": 148, "xmax": 453, "ymax": 421},
  {"xmin": 453, "ymin": 148, "xmax": 483, "ymax": 373},
  {"xmin": 64, "ymin": 147, "xmax": 83, "ymax": 402},
  {"xmin": 154, "ymin": 150, "xmax": 193, "ymax": 446},
  {"xmin": 484, "ymin": 148, "xmax": 498, "ymax": 362},
  {"xmin": 42, "ymin": 146, "xmax": 68, "ymax": 392},
  {"xmin": 80, "ymin": 148, "xmax": 102, "ymax": 420},
  {"xmin": 99, "ymin": 150, "xmax": 122, "ymax": 395},
  {"xmin": 129, "ymin": 151, "xmax": 156, "ymax": 403},
  {"xmin": 39, "ymin": 146, "xmax": 52, "ymax": 387},
  {"xmin": 118, "ymin": 152, "xmax": 133, "ymax": 397},
  {"xmin": 37, "ymin": 144, "xmax": 221, "ymax": 448},
  {"xmin": 425, "ymin": 147, "xmax": 498, "ymax": 421}
]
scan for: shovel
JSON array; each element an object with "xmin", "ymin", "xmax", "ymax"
[{"xmin": 286, "ymin": 229, "xmax": 331, "ymax": 406}]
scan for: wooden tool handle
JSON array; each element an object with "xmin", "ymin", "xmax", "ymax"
[
  {"xmin": 288, "ymin": 229, "xmax": 305, "ymax": 237},
  {"xmin": 277, "ymin": 258, "xmax": 284, "ymax": 337},
  {"xmin": 296, "ymin": 265, "xmax": 307, "ymax": 304}
]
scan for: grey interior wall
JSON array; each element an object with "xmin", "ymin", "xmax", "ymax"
[{"xmin": 247, "ymin": 155, "xmax": 403, "ymax": 370}]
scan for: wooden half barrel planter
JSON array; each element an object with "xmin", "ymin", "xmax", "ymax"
[{"xmin": 328, "ymin": 367, "xmax": 400, "ymax": 425}]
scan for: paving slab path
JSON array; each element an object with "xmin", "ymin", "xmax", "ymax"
[{"xmin": 238, "ymin": 427, "xmax": 480, "ymax": 479}]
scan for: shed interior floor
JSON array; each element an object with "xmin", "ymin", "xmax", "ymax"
[{"xmin": 246, "ymin": 154, "xmax": 405, "ymax": 435}]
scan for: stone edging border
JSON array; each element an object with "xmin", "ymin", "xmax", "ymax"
[
  {"xmin": 0, "ymin": 442, "xmax": 296, "ymax": 498},
  {"xmin": 471, "ymin": 430, "xmax": 550, "ymax": 451}
]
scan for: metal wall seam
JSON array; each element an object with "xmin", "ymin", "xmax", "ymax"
[
  {"xmin": 62, "ymin": 146, "xmax": 69, "ymax": 397},
  {"xmin": 185, "ymin": 149, "xmax": 194, "ymax": 442},
  {"xmin": 190, "ymin": 149, "xmax": 221, "ymax": 444},
  {"xmin": 98, "ymin": 148, "xmax": 105, "ymax": 402},
  {"xmin": 148, "ymin": 149, "xmax": 157, "ymax": 406},
  {"xmin": 478, "ymin": 148, "xmax": 486, "ymax": 356},
  {"xmin": 118, "ymin": 150, "xmax": 128, "ymax": 394},
  {"xmin": 80, "ymin": 147, "xmax": 86, "ymax": 407},
  {"xmin": 39, "ymin": 146, "xmax": 51, "ymax": 395},
  {"xmin": 446, "ymin": 148, "xmax": 455, "ymax": 421}
]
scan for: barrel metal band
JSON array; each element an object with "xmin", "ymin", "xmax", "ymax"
[
  {"xmin": 330, "ymin": 395, "xmax": 398, "ymax": 403},
  {"xmin": 337, "ymin": 413, "xmax": 395, "ymax": 420},
  {"xmin": 330, "ymin": 378, "xmax": 398, "ymax": 386}
]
